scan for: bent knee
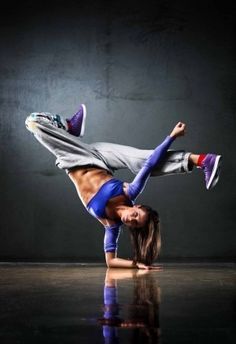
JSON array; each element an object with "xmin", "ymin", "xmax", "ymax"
[
  {"xmin": 25, "ymin": 113, "xmax": 40, "ymax": 133},
  {"xmin": 25, "ymin": 112, "xmax": 52, "ymax": 133}
]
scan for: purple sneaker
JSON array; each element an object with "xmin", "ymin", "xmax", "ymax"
[
  {"xmin": 201, "ymin": 154, "xmax": 222, "ymax": 190},
  {"xmin": 66, "ymin": 104, "xmax": 87, "ymax": 137}
]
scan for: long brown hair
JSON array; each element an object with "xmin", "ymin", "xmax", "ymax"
[{"xmin": 128, "ymin": 205, "xmax": 161, "ymax": 266}]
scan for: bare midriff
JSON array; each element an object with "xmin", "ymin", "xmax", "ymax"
[
  {"xmin": 68, "ymin": 167, "xmax": 114, "ymax": 205},
  {"xmin": 68, "ymin": 166, "xmax": 130, "ymax": 226}
]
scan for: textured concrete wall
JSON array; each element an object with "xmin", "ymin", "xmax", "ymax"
[{"xmin": 0, "ymin": 0, "xmax": 235, "ymax": 261}]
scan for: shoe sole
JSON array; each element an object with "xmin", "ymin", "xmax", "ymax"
[
  {"xmin": 80, "ymin": 104, "xmax": 87, "ymax": 137},
  {"xmin": 207, "ymin": 155, "xmax": 222, "ymax": 190},
  {"xmin": 210, "ymin": 158, "xmax": 222, "ymax": 189}
]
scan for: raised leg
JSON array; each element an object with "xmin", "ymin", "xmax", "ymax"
[
  {"xmin": 25, "ymin": 114, "xmax": 222, "ymax": 189},
  {"xmin": 89, "ymin": 142, "xmax": 193, "ymax": 176},
  {"xmin": 25, "ymin": 112, "xmax": 112, "ymax": 173},
  {"xmin": 89, "ymin": 142, "xmax": 222, "ymax": 189}
]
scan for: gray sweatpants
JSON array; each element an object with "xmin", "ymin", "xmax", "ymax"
[{"xmin": 25, "ymin": 114, "xmax": 193, "ymax": 176}]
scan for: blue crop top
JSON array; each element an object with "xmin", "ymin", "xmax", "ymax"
[
  {"xmin": 86, "ymin": 178, "xmax": 133, "ymax": 219},
  {"xmin": 86, "ymin": 135, "xmax": 175, "ymax": 253}
]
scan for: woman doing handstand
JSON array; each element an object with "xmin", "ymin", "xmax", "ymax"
[{"xmin": 25, "ymin": 105, "xmax": 222, "ymax": 269}]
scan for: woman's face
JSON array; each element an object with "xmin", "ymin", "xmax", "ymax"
[{"xmin": 121, "ymin": 205, "xmax": 148, "ymax": 228}]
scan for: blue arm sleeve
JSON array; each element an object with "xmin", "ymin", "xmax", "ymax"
[
  {"xmin": 104, "ymin": 224, "xmax": 122, "ymax": 253},
  {"xmin": 103, "ymin": 286, "xmax": 119, "ymax": 340},
  {"xmin": 103, "ymin": 285, "xmax": 119, "ymax": 318},
  {"xmin": 127, "ymin": 135, "xmax": 175, "ymax": 201}
]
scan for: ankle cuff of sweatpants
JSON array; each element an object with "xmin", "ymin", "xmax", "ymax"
[{"xmin": 183, "ymin": 152, "xmax": 193, "ymax": 173}]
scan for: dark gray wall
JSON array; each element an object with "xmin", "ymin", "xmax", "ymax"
[{"xmin": 0, "ymin": 0, "xmax": 235, "ymax": 261}]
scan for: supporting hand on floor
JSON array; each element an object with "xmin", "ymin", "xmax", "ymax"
[{"xmin": 136, "ymin": 262, "xmax": 163, "ymax": 270}]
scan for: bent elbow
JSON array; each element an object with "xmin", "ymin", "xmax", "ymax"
[
  {"xmin": 105, "ymin": 251, "xmax": 116, "ymax": 268},
  {"xmin": 105, "ymin": 258, "xmax": 114, "ymax": 268},
  {"xmin": 106, "ymin": 261, "xmax": 111, "ymax": 268}
]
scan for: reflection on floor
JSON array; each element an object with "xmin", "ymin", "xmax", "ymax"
[{"xmin": 0, "ymin": 263, "xmax": 235, "ymax": 343}]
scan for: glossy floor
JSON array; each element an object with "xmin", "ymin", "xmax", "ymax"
[{"xmin": 0, "ymin": 263, "xmax": 235, "ymax": 343}]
